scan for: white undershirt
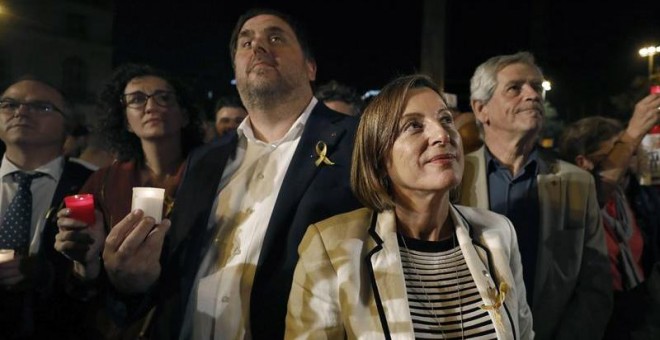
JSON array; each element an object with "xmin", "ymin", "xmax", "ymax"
[
  {"xmin": 0, "ymin": 155, "xmax": 64, "ymax": 254},
  {"xmin": 182, "ymin": 98, "xmax": 317, "ymax": 340}
]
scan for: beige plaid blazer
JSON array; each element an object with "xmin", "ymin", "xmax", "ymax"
[{"xmin": 286, "ymin": 205, "xmax": 534, "ymax": 339}]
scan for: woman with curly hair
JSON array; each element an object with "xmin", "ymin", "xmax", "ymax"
[{"xmin": 54, "ymin": 63, "xmax": 204, "ymax": 283}]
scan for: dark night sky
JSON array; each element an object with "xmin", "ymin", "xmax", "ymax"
[{"xmin": 113, "ymin": 0, "xmax": 660, "ymax": 121}]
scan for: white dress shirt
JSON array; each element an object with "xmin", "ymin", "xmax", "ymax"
[
  {"xmin": 0, "ymin": 155, "xmax": 64, "ymax": 254},
  {"xmin": 182, "ymin": 98, "xmax": 318, "ymax": 340}
]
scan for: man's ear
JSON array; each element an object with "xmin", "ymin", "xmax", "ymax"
[
  {"xmin": 575, "ymin": 154, "xmax": 593, "ymax": 171},
  {"xmin": 471, "ymin": 100, "xmax": 488, "ymax": 126},
  {"xmin": 306, "ymin": 59, "xmax": 317, "ymax": 82}
]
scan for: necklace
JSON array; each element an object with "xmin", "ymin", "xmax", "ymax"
[{"xmin": 399, "ymin": 231, "xmax": 465, "ymax": 340}]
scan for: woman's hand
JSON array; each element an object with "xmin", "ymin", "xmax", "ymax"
[
  {"xmin": 55, "ymin": 208, "xmax": 106, "ymax": 280},
  {"xmin": 103, "ymin": 209, "xmax": 171, "ymax": 294}
]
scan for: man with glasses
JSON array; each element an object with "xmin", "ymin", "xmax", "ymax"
[{"xmin": 0, "ymin": 77, "xmax": 93, "ymax": 338}]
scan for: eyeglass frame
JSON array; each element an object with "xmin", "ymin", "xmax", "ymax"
[
  {"xmin": 0, "ymin": 98, "xmax": 66, "ymax": 116},
  {"xmin": 120, "ymin": 90, "xmax": 179, "ymax": 109}
]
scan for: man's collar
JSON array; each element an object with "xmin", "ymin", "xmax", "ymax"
[
  {"xmin": 485, "ymin": 145, "xmax": 540, "ymax": 174},
  {"xmin": 237, "ymin": 97, "xmax": 318, "ymax": 145},
  {"xmin": 0, "ymin": 155, "xmax": 64, "ymax": 181}
]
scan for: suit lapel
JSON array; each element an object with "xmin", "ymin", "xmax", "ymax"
[
  {"xmin": 38, "ymin": 160, "xmax": 92, "ymax": 290},
  {"xmin": 452, "ymin": 206, "xmax": 515, "ymax": 338},
  {"xmin": 258, "ymin": 104, "xmax": 346, "ymax": 266},
  {"xmin": 168, "ymin": 139, "xmax": 238, "ymax": 255},
  {"xmin": 49, "ymin": 160, "xmax": 91, "ymax": 212},
  {"xmin": 533, "ymin": 155, "xmax": 562, "ymax": 304},
  {"xmin": 461, "ymin": 147, "xmax": 489, "ymax": 209},
  {"xmin": 365, "ymin": 210, "xmax": 414, "ymax": 338}
]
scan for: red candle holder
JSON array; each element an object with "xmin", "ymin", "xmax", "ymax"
[
  {"xmin": 651, "ymin": 85, "xmax": 660, "ymax": 94},
  {"xmin": 64, "ymin": 194, "xmax": 96, "ymax": 225}
]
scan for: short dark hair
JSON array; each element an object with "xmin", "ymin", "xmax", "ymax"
[
  {"xmin": 228, "ymin": 7, "xmax": 315, "ymax": 66},
  {"xmin": 558, "ymin": 116, "xmax": 623, "ymax": 164},
  {"xmin": 97, "ymin": 63, "xmax": 204, "ymax": 162},
  {"xmin": 351, "ymin": 74, "xmax": 445, "ymax": 211},
  {"xmin": 315, "ymin": 80, "xmax": 364, "ymax": 114},
  {"xmin": 2, "ymin": 75, "xmax": 72, "ymax": 118},
  {"xmin": 213, "ymin": 95, "xmax": 245, "ymax": 114}
]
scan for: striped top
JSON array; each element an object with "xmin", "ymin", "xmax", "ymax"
[{"xmin": 398, "ymin": 234, "xmax": 497, "ymax": 339}]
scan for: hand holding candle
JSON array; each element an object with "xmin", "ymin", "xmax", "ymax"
[
  {"xmin": 131, "ymin": 187, "xmax": 165, "ymax": 223},
  {"xmin": 64, "ymin": 194, "xmax": 96, "ymax": 225},
  {"xmin": 0, "ymin": 249, "xmax": 14, "ymax": 263}
]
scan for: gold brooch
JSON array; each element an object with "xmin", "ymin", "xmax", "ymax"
[
  {"xmin": 164, "ymin": 195, "xmax": 175, "ymax": 218},
  {"xmin": 480, "ymin": 282, "xmax": 509, "ymax": 329},
  {"xmin": 314, "ymin": 141, "xmax": 335, "ymax": 167}
]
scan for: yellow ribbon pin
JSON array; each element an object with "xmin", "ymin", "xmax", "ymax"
[
  {"xmin": 314, "ymin": 141, "xmax": 335, "ymax": 167},
  {"xmin": 164, "ymin": 195, "xmax": 175, "ymax": 218},
  {"xmin": 480, "ymin": 282, "xmax": 509, "ymax": 329}
]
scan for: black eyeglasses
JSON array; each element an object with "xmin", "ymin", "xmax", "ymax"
[
  {"xmin": 0, "ymin": 99, "xmax": 65, "ymax": 116},
  {"xmin": 121, "ymin": 90, "xmax": 178, "ymax": 109}
]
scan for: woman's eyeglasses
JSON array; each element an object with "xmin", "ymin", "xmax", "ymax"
[{"xmin": 121, "ymin": 90, "xmax": 178, "ymax": 109}]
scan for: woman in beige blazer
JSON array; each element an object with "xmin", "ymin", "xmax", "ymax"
[{"xmin": 285, "ymin": 74, "xmax": 533, "ymax": 339}]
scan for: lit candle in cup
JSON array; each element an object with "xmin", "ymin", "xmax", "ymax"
[
  {"xmin": 64, "ymin": 194, "xmax": 96, "ymax": 225},
  {"xmin": 131, "ymin": 187, "xmax": 165, "ymax": 223},
  {"xmin": 0, "ymin": 249, "xmax": 14, "ymax": 263}
]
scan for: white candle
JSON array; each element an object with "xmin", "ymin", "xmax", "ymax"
[
  {"xmin": 131, "ymin": 187, "xmax": 165, "ymax": 223},
  {"xmin": 0, "ymin": 249, "xmax": 14, "ymax": 263}
]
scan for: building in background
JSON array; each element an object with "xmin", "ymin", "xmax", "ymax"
[{"xmin": 0, "ymin": 0, "xmax": 113, "ymax": 125}]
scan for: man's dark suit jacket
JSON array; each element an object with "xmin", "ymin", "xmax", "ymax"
[
  {"xmin": 146, "ymin": 103, "xmax": 362, "ymax": 339},
  {"xmin": 0, "ymin": 159, "xmax": 93, "ymax": 339}
]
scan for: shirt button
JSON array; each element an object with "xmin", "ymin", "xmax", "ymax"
[
  {"xmin": 257, "ymin": 173, "xmax": 264, "ymax": 180},
  {"xmin": 233, "ymin": 247, "xmax": 241, "ymax": 255},
  {"xmin": 221, "ymin": 296, "xmax": 230, "ymax": 303}
]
